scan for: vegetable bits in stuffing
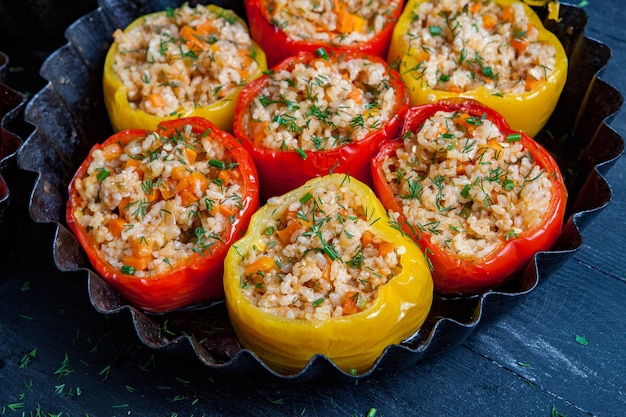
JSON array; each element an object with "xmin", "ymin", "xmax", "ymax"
[
  {"xmin": 103, "ymin": 3, "xmax": 267, "ymax": 132},
  {"xmin": 234, "ymin": 49, "xmax": 408, "ymax": 198},
  {"xmin": 224, "ymin": 174, "xmax": 432, "ymax": 374},
  {"xmin": 245, "ymin": 0, "xmax": 405, "ymax": 65},
  {"xmin": 66, "ymin": 118, "xmax": 259, "ymax": 312},
  {"xmin": 388, "ymin": 0, "xmax": 567, "ymax": 136},
  {"xmin": 241, "ymin": 181, "xmax": 400, "ymax": 320},
  {"xmin": 372, "ymin": 99, "xmax": 567, "ymax": 294}
]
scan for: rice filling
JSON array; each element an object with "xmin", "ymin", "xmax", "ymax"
[
  {"xmin": 262, "ymin": 0, "xmax": 399, "ymax": 45},
  {"xmin": 380, "ymin": 110, "xmax": 553, "ymax": 259},
  {"xmin": 72, "ymin": 124, "xmax": 245, "ymax": 278},
  {"xmin": 244, "ymin": 56, "xmax": 397, "ymax": 151},
  {"xmin": 239, "ymin": 183, "xmax": 404, "ymax": 321},
  {"xmin": 111, "ymin": 3, "xmax": 259, "ymax": 117},
  {"xmin": 400, "ymin": 0, "xmax": 557, "ymax": 95}
]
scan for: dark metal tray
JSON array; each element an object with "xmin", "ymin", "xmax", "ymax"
[{"xmin": 16, "ymin": 0, "xmax": 624, "ymax": 381}]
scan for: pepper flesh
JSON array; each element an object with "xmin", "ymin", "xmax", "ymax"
[
  {"xmin": 66, "ymin": 117, "xmax": 260, "ymax": 312},
  {"xmin": 245, "ymin": 0, "xmax": 404, "ymax": 67},
  {"xmin": 233, "ymin": 49, "xmax": 409, "ymax": 199},
  {"xmin": 223, "ymin": 174, "xmax": 433, "ymax": 375},
  {"xmin": 103, "ymin": 4, "xmax": 267, "ymax": 133},
  {"xmin": 387, "ymin": 0, "xmax": 567, "ymax": 137},
  {"xmin": 371, "ymin": 98, "xmax": 568, "ymax": 294}
]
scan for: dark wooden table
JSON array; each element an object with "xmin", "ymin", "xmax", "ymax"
[{"xmin": 1, "ymin": 1, "xmax": 624, "ymax": 415}]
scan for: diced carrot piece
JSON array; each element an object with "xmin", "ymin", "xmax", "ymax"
[
  {"xmin": 145, "ymin": 187, "xmax": 161, "ymax": 203},
  {"xmin": 102, "ymin": 143, "xmax": 123, "ymax": 161},
  {"xmin": 122, "ymin": 254, "xmax": 150, "ymax": 271},
  {"xmin": 361, "ymin": 230, "xmax": 375, "ymax": 247},
  {"xmin": 477, "ymin": 139, "xmax": 504, "ymax": 161},
  {"xmin": 453, "ymin": 113, "xmax": 477, "ymax": 134},
  {"xmin": 244, "ymin": 256, "xmax": 277, "ymax": 276},
  {"xmin": 276, "ymin": 218, "xmax": 310, "ymax": 244},
  {"xmin": 170, "ymin": 165, "xmax": 190, "ymax": 181},
  {"xmin": 176, "ymin": 171, "xmax": 208, "ymax": 193},
  {"xmin": 159, "ymin": 183, "xmax": 176, "ymax": 200},
  {"xmin": 118, "ymin": 197, "xmax": 131, "ymax": 216},
  {"xmin": 179, "ymin": 189, "xmax": 198, "ymax": 206},
  {"xmin": 195, "ymin": 20, "xmax": 214, "ymax": 36},
  {"xmin": 250, "ymin": 121, "xmax": 269, "ymax": 148},
  {"xmin": 217, "ymin": 204, "xmax": 237, "ymax": 218},
  {"xmin": 310, "ymin": 58, "xmax": 332, "ymax": 70},
  {"xmin": 469, "ymin": 1, "xmax": 481, "ymax": 14},
  {"xmin": 125, "ymin": 158, "xmax": 142, "ymax": 170},
  {"xmin": 486, "ymin": 139, "xmax": 503, "ymax": 153},
  {"xmin": 229, "ymin": 167, "xmax": 241, "ymax": 180},
  {"xmin": 321, "ymin": 263, "xmax": 332, "ymax": 283},
  {"xmin": 147, "ymin": 93, "xmax": 165, "ymax": 109},
  {"xmin": 218, "ymin": 170, "xmax": 231, "ymax": 185},
  {"xmin": 525, "ymin": 76, "xmax": 544, "ymax": 91},
  {"xmin": 132, "ymin": 236, "xmax": 152, "ymax": 258},
  {"xmin": 190, "ymin": 171, "xmax": 209, "ymax": 192},
  {"xmin": 336, "ymin": 8, "xmax": 366, "ymax": 33},
  {"xmin": 180, "ymin": 25, "xmax": 205, "ymax": 52},
  {"xmin": 185, "ymin": 147, "xmax": 197, "ymax": 165},
  {"xmin": 501, "ymin": 5, "xmax": 514, "ymax": 23},
  {"xmin": 180, "ymin": 25, "xmax": 195, "ymax": 40},
  {"xmin": 482, "ymin": 13, "xmax": 497, "ymax": 30},
  {"xmin": 342, "ymin": 291, "xmax": 361, "ymax": 315},
  {"xmin": 108, "ymin": 218, "xmax": 126, "ymax": 237},
  {"xmin": 510, "ymin": 36, "xmax": 528, "ymax": 53},
  {"xmin": 456, "ymin": 161, "xmax": 469, "ymax": 176},
  {"xmin": 347, "ymin": 88, "xmax": 363, "ymax": 104},
  {"xmin": 378, "ymin": 242, "xmax": 396, "ymax": 258}
]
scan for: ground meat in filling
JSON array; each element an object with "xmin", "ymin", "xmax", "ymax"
[
  {"xmin": 72, "ymin": 124, "xmax": 244, "ymax": 277},
  {"xmin": 244, "ymin": 56, "xmax": 397, "ymax": 151},
  {"xmin": 112, "ymin": 3, "xmax": 259, "ymax": 117},
  {"xmin": 262, "ymin": 0, "xmax": 400, "ymax": 45},
  {"xmin": 380, "ymin": 110, "xmax": 553, "ymax": 259},
  {"xmin": 400, "ymin": 0, "xmax": 556, "ymax": 95},
  {"xmin": 239, "ymin": 183, "xmax": 404, "ymax": 321}
]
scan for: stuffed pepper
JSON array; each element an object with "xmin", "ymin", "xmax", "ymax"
[
  {"xmin": 387, "ymin": 0, "xmax": 567, "ymax": 137},
  {"xmin": 223, "ymin": 174, "xmax": 433, "ymax": 374},
  {"xmin": 233, "ymin": 48, "xmax": 409, "ymax": 199},
  {"xmin": 245, "ymin": 0, "xmax": 404, "ymax": 67},
  {"xmin": 66, "ymin": 117, "xmax": 260, "ymax": 312},
  {"xmin": 372, "ymin": 99, "xmax": 567, "ymax": 294},
  {"xmin": 103, "ymin": 3, "xmax": 267, "ymax": 133}
]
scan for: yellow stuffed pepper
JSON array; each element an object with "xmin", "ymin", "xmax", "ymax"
[
  {"xmin": 388, "ymin": 0, "xmax": 567, "ymax": 137},
  {"xmin": 223, "ymin": 174, "xmax": 433, "ymax": 375},
  {"xmin": 103, "ymin": 3, "xmax": 267, "ymax": 132}
]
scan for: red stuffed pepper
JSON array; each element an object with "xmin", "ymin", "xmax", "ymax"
[
  {"xmin": 233, "ymin": 48, "xmax": 409, "ymax": 198},
  {"xmin": 66, "ymin": 117, "xmax": 259, "ymax": 312},
  {"xmin": 245, "ymin": 0, "xmax": 404, "ymax": 67},
  {"xmin": 372, "ymin": 99, "xmax": 567, "ymax": 294}
]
